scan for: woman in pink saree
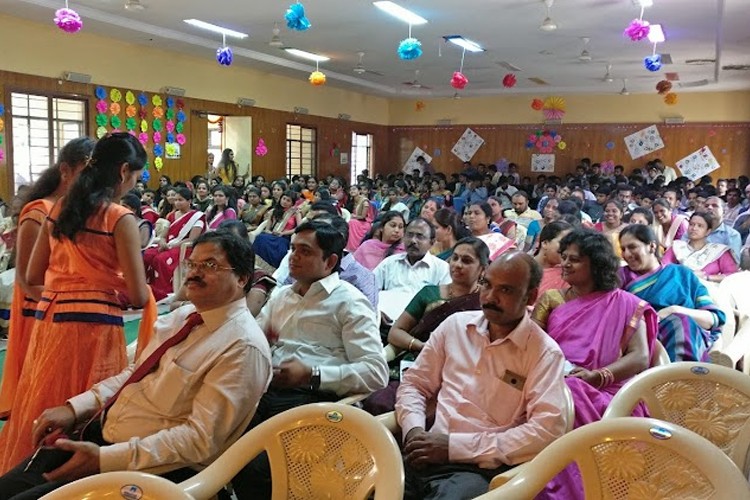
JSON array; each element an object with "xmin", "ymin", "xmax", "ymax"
[{"xmin": 532, "ymin": 229, "xmax": 657, "ymax": 499}]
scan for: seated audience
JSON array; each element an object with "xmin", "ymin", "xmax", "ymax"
[
  {"xmin": 430, "ymin": 208, "xmax": 469, "ymax": 261},
  {"xmin": 619, "ymin": 224, "xmax": 725, "ymax": 361},
  {"xmin": 396, "ymin": 251, "xmax": 567, "ymax": 499},
  {"xmin": 504, "ymin": 191, "xmax": 542, "ymax": 228},
  {"xmin": 0, "ymin": 230, "xmax": 272, "ymax": 498},
  {"xmin": 627, "ymin": 207, "xmax": 653, "ymax": 226},
  {"xmin": 533, "ymin": 221, "xmax": 574, "ymax": 297},
  {"xmin": 352, "ymin": 211, "xmax": 406, "ymax": 271},
  {"xmin": 252, "ymin": 190, "xmax": 300, "ymax": 269},
  {"xmin": 525, "ymin": 197, "xmax": 560, "ymax": 252},
  {"xmin": 593, "ymin": 199, "xmax": 626, "ymax": 257},
  {"xmin": 488, "ymin": 196, "xmax": 526, "ymax": 247},
  {"xmin": 191, "ymin": 180, "xmax": 212, "ymax": 213},
  {"xmin": 465, "ymin": 202, "xmax": 516, "ymax": 261},
  {"xmin": 120, "ymin": 192, "xmax": 153, "ymax": 250},
  {"xmin": 205, "ymin": 185, "xmax": 237, "ymax": 230},
  {"xmin": 239, "ymin": 187, "xmax": 269, "ymax": 231},
  {"xmin": 652, "ymin": 197, "xmax": 688, "ymax": 252},
  {"xmin": 346, "ymin": 184, "xmax": 374, "ymax": 251},
  {"xmin": 380, "ymin": 187, "xmax": 410, "ymax": 222},
  {"xmin": 663, "ymin": 212, "xmax": 739, "ymax": 283},
  {"xmin": 702, "ymin": 195, "xmax": 742, "ymax": 261},
  {"xmin": 418, "ymin": 198, "xmax": 441, "ymax": 226}
]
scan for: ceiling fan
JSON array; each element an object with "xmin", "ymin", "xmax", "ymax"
[
  {"xmin": 539, "ymin": 0, "xmax": 558, "ymax": 31},
  {"xmin": 578, "ymin": 37, "xmax": 592, "ymax": 63},
  {"xmin": 124, "ymin": 0, "xmax": 146, "ymax": 11},
  {"xmin": 603, "ymin": 64, "xmax": 614, "ymax": 82},
  {"xmin": 353, "ymin": 52, "xmax": 384, "ymax": 76},
  {"xmin": 269, "ymin": 23, "xmax": 284, "ymax": 47},
  {"xmin": 402, "ymin": 69, "xmax": 432, "ymax": 90},
  {"xmin": 619, "ymin": 78, "xmax": 630, "ymax": 95}
]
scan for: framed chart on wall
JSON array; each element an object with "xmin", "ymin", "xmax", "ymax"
[{"xmin": 531, "ymin": 153, "xmax": 555, "ymax": 172}]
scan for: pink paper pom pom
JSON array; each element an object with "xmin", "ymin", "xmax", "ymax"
[
  {"xmin": 0, "ymin": 150, "xmax": 4, "ymax": 163},
  {"xmin": 96, "ymin": 100, "xmax": 108, "ymax": 114},
  {"xmin": 176, "ymin": 133, "xmax": 186, "ymax": 145},
  {"xmin": 165, "ymin": 121, "xmax": 175, "ymax": 133},
  {"xmin": 153, "ymin": 131, "xmax": 162, "ymax": 144},
  {"xmin": 138, "ymin": 132, "xmax": 149, "ymax": 145},
  {"xmin": 54, "ymin": 8, "xmax": 83, "ymax": 33},
  {"xmin": 450, "ymin": 71, "xmax": 469, "ymax": 90},
  {"xmin": 623, "ymin": 18, "xmax": 650, "ymax": 42}
]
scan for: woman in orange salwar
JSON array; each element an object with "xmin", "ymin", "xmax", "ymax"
[
  {"xmin": 0, "ymin": 138, "xmax": 95, "ymax": 420},
  {"xmin": 0, "ymin": 133, "xmax": 154, "ymax": 473}
]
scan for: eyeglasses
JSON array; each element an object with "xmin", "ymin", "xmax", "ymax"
[{"xmin": 182, "ymin": 260, "xmax": 235, "ymax": 273}]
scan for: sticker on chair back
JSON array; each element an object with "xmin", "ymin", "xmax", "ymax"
[
  {"xmin": 120, "ymin": 484, "xmax": 143, "ymax": 500},
  {"xmin": 326, "ymin": 410, "xmax": 343, "ymax": 423},
  {"xmin": 649, "ymin": 427, "xmax": 672, "ymax": 440},
  {"xmin": 691, "ymin": 366, "xmax": 710, "ymax": 375}
]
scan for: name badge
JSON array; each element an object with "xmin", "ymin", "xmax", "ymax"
[{"xmin": 501, "ymin": 370, "xmax": 526, "ymax": 391}]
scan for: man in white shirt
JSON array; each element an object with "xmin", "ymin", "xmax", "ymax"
[
  {"xmin": 396, "ymin": 251, "xmax": 567, "ymax": 499},
  {"xmin": 0, "ymin": 230, "xmax": 272, "ymax": 498},
  {"xmin": 374, "ymin": 218, "xmax": 451, "ymax": 295}
]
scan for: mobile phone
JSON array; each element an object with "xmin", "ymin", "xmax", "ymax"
[{"xmin": 24, "ymin": 447, "xmax": 74, "ymax": 474}]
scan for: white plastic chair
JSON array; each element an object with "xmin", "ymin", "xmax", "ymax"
[
  {"xmin": 603, "ymin": 362, "xmax": 750, "ymax": 476},
  {"xmin": 710, "ymin": 271, "xmax": 750, "ymax": 372},
  {"xmin": 476, "ymin": 417, "xmax": 750, "ymax": 499},
  {"xmin": 40, "ymin": 471, "xmax": 192, "ymax": 499}
]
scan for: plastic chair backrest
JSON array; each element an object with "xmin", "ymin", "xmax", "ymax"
[
  {"xmin": 40, "ymin": 471, "xmax": 193, "ymax": 500},
  {"xmin": 180, "ymin": 403, "xmax": 404, "ymax": 500},
  {"xmin": 474, "ymin": 417, "xmax": 750, "ymax": 499},
  {"xmin": 651, "ymin": 339, "xmax": 671, "ymax": 366},
  {"xmin": 603, "ymin": 362, "xmax": 750, "ymax": 475}
]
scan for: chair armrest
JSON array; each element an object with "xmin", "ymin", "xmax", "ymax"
[
  {"xmin": 376, "ymin": 411, "xmax": 400, "ymax": 434},
  {"xmin": 384, "ymin": 344, "xmax": 401, "ymax": 362},
  {"xmin": 488, "ymin": 461, "xmax": 531, "ymax": 490},
  {"xmin": 337, "ymin": 393, "xmax": 369, "ymax": 405},
  {"xmin": 710, "ymin": 313, "xmax": 750, "ymax": 372}
]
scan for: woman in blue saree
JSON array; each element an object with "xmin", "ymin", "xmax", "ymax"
[{"xmin": 618, "ymin": 224, "xmax": 725, "ymax": 362}]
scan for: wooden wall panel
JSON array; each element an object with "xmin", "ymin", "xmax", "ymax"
[{"xmin": 387, "ymin": 123, "xmax": 750, "ymax": 181}]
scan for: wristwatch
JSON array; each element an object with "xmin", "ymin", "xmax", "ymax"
[{"xmin": 309, "ymin": 366, "xmax": 321, "ymax": 391}]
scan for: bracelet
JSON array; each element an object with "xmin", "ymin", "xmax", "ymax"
[
  {"xmin": 596, "ymin": 367, "xmax": 615, "ymax": 389},
  {"xmin": 408, "ymin": 338, "xmax": 417, "ymax": 352}
]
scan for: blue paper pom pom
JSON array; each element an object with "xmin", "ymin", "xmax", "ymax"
[
  {"xmin": 138, "ymin": 93, "xmax": 148, "ymax": 106},
  {"xmin": 525, "ymin": 141, "xmax": 534, "ymax": 149},
  {"xmin": 166, "ymin": 97, "xmax": 175, "ymax": 108},
  {"xmin": 285, "ymin": 2, "xmax": 311, "ymax": 31},
  {"xmin": 141, "ymin": 169, "xmax": 151, "ymax": 183},
  {"xmin": 95, "ymin": 86, "xmax": 107, "ymax": 100},
  {"xmin": 644, "ymin": 54, "xmax": 662, "ymax": 72},
  {"xmin": 153, "ymin": 144, "xmax": 163, "ymax": 157},
  {"xmin": 397, "ymin": 38, "xmax": 423, "ymax": 60},
  {"xmin": 216, "ymin": 46, "xmax": 233, "ymax": 66},
  {"xmin": 166, "ymin": 132, "xmax": 175, "ymax": 143},
  {"xmin": 0, "ymin": 104, "xmax": 4, "ymax": 115},
  {"xmin": 176, "ymin": 110, "xmax": 186, "ymax": 122}
]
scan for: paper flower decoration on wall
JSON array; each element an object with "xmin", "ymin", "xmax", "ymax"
[
  {"xmin": 309, "ymin": 71, "xmax": 326, "ymax": 86},
  {"xmin": 153, "ymin": 131, "xmax": 162, "ymax": 144},
  {"xmin": 450, "ymin": 71, "xmax": 468, "ymax": 90},
  {"xmin": 125, "ymin": 91, "xmax": 135, "ymax": 105},
  {"xmin": 96, "ymin": 100, "xmax": 107, "ymax": 114},
  {"xmin": 138, "ymin": 93, "xmax": 148, "ymax": 106},
  {"xmin": 216, "ymin": 46, "xmax": 233, "ymax": 66},
  {"xmin": 176, "ymin": 133, "xmax": 186, "ymax": 145},
  {"xmin": 54, "ymin": 7, "xmax": 82, "ymax": 33},
  {"xmin": 125, "ymin": 117, "xmax": 136, "ymax": 131},
  {"xmin": 110, "ymin": 115, "xmax": 121, "ymax": 129},
  {"xmin": 644, "ymin": 54, "xmax": 662, "ymax": 72},
  {"xmin": 140, "ymin": 120, "xmax": 148, "ymax": 132},
  {"xmin": 166, "ymin": 132, "xmax": 175, "ymax": 143},
  {"xmin": 138, "ymin": 132, "xmax": 148, "ymax": 145},
  {"xmin": 109, "ymin": 102, "xmax": 121, "ymax": 115},
  {"xmin": 95, "ymin": 114, "xmax": 107, "ymax": 127},
  {"xmin": 531, "ymin": 98, "xmax": 544, "ymax": 111},
  {"xmin": 96, "ymin": 126, "xmax": 107, "ymax": 139},
  {"xmin": 415, "ymin": 101, "xmax": 425, "ymax": 112},
  {"xmin": 502, "ymin": 74, "xmax": 517, "ymax": 88},
  {"xmin": 152, "ymin": 95, "xmax": 162, "ymax": 107},
  {"xmin": 397, "ymin": 38, "xmax": 422, "ymax": 60},
  {"xmin": 542, "ymin": 96, "xmax": 566, "ymax": 120},
  {"xmin": 140, "ymin": 168, "xmax": 150, "ymax": 183},
  {"xmin": 286, "ymin": 2, "xmax": 311, "ymax": 31},
  {"xmin": 656, "ymin": 80, "xmax": 672, "ymax": 95},
  {"xmin": 154, "ymin": 157, "xmax": 163, "ymax": 170},
  {"xmin": 664, "ymin": 92, "xmax": 678, "ymax": 105},
  {"xmin": 255, "ymin": 138, "xmax": 269, "ymax": 157},
  {"xmin": 110, "ymin": 89, "xmax": 122, "ymax": 102},
  {"xmin": 623, "ymin": 19, "xmax": 650, "ymax": 41},
  {"xmin": 557, "ymin": 141, "xmax": 567, "ymax": 150}
]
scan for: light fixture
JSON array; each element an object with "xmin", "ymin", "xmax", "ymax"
[
  {"xmin": 284, "ymin": 48, "xmax": 330, "ymax": 62},
  {"xmin": 603, "ymin": 64, "xmax": 614, "ymax": 82},
  {"xmin": 62, "ymin": 71, "xmax": 92, "ymax": 84},
  {"xmin": 443, "ymin": 35, "xmax": 485, "ymax": 53},
  {"xmin": 648, "ymin": 24, "xmax": 666, "ymax": 43},
  {"xmin": 539, "ymin": 0, "xmax": 557, "ymax": 31},
  {"xmin": 236, "ymin": 97, "xmax": 256, "ymax": 107},
  {"xmin": 372, "ymin": 1, "xmax": 428, "ymax": 25},
  {"xmin": 183, "ymin": 19, "xmax": 248, "ymax": 39},
  {"xmin": 620, "ymin": 78, "xmax": 630, "ymax": 95},
  {"xmin": 161, "ymin": 86, "xmax": 186, "ymax": 96},
  {"xmin": 124, "ymin": 0, "xmax": 146, "ymax": 11},
  {"xmin": 269, "ymin": 23, "xmax": 283, "ymax": 47},
  {"xmin": 632, "ymin": 0, "xmax": 654, "ymax": 7}
]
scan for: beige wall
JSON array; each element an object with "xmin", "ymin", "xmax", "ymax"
[
  {"xmin": 0, "ymin": 14, "xmax": 390, "ymax": 125},
  {"xmin": 388, "ymin": 91, "xmax": 750, "ymax": 126}
]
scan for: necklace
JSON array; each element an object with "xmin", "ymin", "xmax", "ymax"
[{"xmin": 447, "ymin": 283, "xmax": 480, "ymax": 299}]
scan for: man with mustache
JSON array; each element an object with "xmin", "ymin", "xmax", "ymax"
[
  {"xmin": 373, "ymin": 217, "xmax": 450, "ymax": 296},
  {"xmin": 395, "ymin": 251, "xmax": 567, "ymax": 499},
  {"xmin": 0, "ymin": 229, "xmax": 272, "ymax": 498}
]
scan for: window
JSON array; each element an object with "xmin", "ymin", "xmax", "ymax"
[
  {"xmin": 351, "ymin": 132, "xmax": 373, "ymax": 182},
  {"xmin": 11, "ymin": 92, "xmax": 87, "ymax": 193},
  {"xmin": 286, "ymin": 124, "xmax": 316, "ymax": 179}
]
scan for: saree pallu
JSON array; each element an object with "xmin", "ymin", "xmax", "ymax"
[
  {"xmin": 362, "ymin": 289, "xmax": 481, "ymax": 416},
  {"xmin": 353, "ymin": 239, "xmax": 406, "ymax": 271},
  {"xmin": 346, "ymin": 202, "xmax": 375, "ymax": 252},
  {"xmin": 253, "ymin": 209, "xmax": 297, "ymax": 269},
  {"xmin": 620, "ymin": 263, "xmax": 725, "ymax": 362},
  {"xmin": 476, "ymin": 232, "xmax": 516, "ymax": 261}
]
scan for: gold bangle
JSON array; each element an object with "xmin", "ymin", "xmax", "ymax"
[{"xmin": 408, "ymin": 338, "xmax": 417, "ymax": 352}]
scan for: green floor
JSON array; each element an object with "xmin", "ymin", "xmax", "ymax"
[{"xmin": 0, "ymin": 319, "xmax": 142, "ymax": 430}]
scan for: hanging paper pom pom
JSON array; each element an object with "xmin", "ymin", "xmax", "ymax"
[
  {"xmin": 255, "ymin": 138, "xmax": 268, "ymax": 157},
  {"xmin": 140, "ymin": 168, "xmax": 150, "ymax": 183},
  {"xmin": 154, "ymin": 157, "xmax": 163, "ymax": 170},
  {"xmin": 531, "ymin": 98, "xmax": 544, "ymax": 111},
  {"xmin": 139, "ymin": 108, "xmax": 148, "ymax": 119},
  {"xmin": 176, "ymin": 122, "xmax": 185, "ymax": 133},
  {"xmin": 54, "ymin": 8, "xmax": 83, "ymax": 33},
  {"xmin": 165, "ymin": 108, "xmax": 175, "ymax": 121},
  {"xmin": 286, "ymin": 2, "xmax": 311, "ymax": 31},
  {"xmin": 664, "ymin": 92, "xmax": 678, "ymax": 105},
  {"xmin": 309, "ymin": 71, "xmax": 326, "ymax": 86},
  {"xmin": 216, "ymin": 46, "xmax": 233, "ymax": 66},
  {"xmin": 397, "ymin": 38, "xmax": 422, "ymax": 60},
  {"xmin": 656, "ymin": 80, "xmax": 672, "ymax": 94},
  {"xmin": 502, "ymin": 74, "xmax": 517, "ymax": 88},
  {"xmin": 623, "ymin": 19, "xmax": 650, "ymax": 42},
  {"xmin": 153, "ymin": 131, "xmax": 162, "ymax": 144},
  {"xmin": 644, "ymin": 54, "xmax": 662, "ymax": 72},
  {"xmin": 415, "ymin": 101, "xmax": 425, "ymax": 112},
  {"xmin": 176, "ymin": 99, "xmax": 185, "ymax": 109},
  {"xmin": 152, "ymin": 107, "xmax": 164, "ymax": 119},
  {"xmin": 95, "ymin": 87, "xmax": 107, "ymax": 100},
  {"xmin": 176, "ymin": 133, "xmax": 187, "ymax": 145},
  {"xmin": 165, "ymin": 143, "xmax": 178, "ymax": 158},
  {"xmin": 110, "ymin": 89, "xmax": 122, "ymax": 103},
  {"xmin": 542, "ymin": 96, "xmax": 566, "ymax": 120},
  {"xmin": 0, "ymin": 104, "xmax": 5, "ymax": 115},
  {"xmin": 125, "ymin": 105, "xmax": 136, "ymax": 117},
  {"xmin": 450, "ymin": 71, "xmax": 469, "ymax": 90},
  {"xmin": 138, "ymin": 132, "xmax": 148, "ymax": 145},
  {"xmin": 138, "ymin": 93, "xmax": 148, "ymax": 106}
]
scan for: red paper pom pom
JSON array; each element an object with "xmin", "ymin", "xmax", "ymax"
[
  {"xmin": 502, "ymin": 73, "xmax": 517, "ymax": 88},
  {"xmin": 656, "ymin": 80, "xmax": 672, "ymax": 95},
  {"xmin": 450, "ymin": 71, "xmax": 469, "ymax": 90},
  {"xmin": 531, "ymin": 98, "xmax": 544, "ymax": 110}
]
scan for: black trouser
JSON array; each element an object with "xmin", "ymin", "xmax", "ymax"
[
  {"xmin": 231, "ymin": 387, "xmax": 338, "ymax": 499},
  {"xmin": 404, "ymin": 461, "xmax": 514, "ymax": 500}
]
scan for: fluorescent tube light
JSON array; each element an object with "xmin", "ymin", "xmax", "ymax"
[
  {"xmin": 183, "ymin": 19, "xmax": 248, "ymax": 39},
  {"xmin": 284, "ymin": 48, "xmax": 330, "ymax": 62},
  {"xmin": 443, "ymin": 35, "xmax": 485, "ymax": 53},
  {"xmin": 633, "ymin": 0, "xmax": 654, "ymax": 7},
  {"xmin": 648, "ymin": 24, "xmax": 666, "ymax": 43},
  {"xmin": 373, "ymin": 1, "xmax": 427, "ymax": 25}
]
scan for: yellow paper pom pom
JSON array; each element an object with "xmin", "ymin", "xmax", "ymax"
[
  {"xmin": 309, "ymin": 71, "xmax": 326, "ymax": 86},
  {"xmin": 558, "ymin": 141, "xmax": 567, "ymax": 150},
  {"xmin": 664, "ymin": 92, "xmax": 678, "ymax": 105},
  {"xmin": 110, "ymin": 89, "xmax": 122, "ymax": 103},
  {"xmin": 154, "ymin": 157, "xmax": 163, "ymax": 170},
  {"xmin": 125, "ymin": 90, "xmax": 136, "ymax": 105}
]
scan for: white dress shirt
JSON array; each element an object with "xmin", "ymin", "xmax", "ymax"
[
  {"xmin": 257, "ymin": 273, "xmax": 388, "ymax": 396},
  {"xmin": 67, "ymin": 299, "xmax": 272, "ymax": 474},
  {"xmin": 396, "ymin": 311, "xmax": 567, "ymax": 468},
  {"xmin": 373, "ymin": 252, "xmax": 451, "ymax": 294}
]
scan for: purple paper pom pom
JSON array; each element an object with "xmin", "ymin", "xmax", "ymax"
[
  {"xmin": 397, "ymin": 38, "xmax": 423, "ymax": 60},
  {"xmin": 54, "ymin": 8, "xmax": 83, "ymax": 33},
  {"xmin": 624, "ymin": 19, "xmax": 650, "ymax": 42},
  {"xmin": 644, "ymin": 54, "xmax": 662, "ymax": 72},
  {"xmin": 216, "ymin": 46, "xmax": 233, "ymax": 66}
]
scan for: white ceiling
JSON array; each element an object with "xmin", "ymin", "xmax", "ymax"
[{"xmin": 7, "ymin": 0, "xmax": 750, "ymax": 98}]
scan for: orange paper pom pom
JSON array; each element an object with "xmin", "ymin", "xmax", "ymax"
[
  {"xmin": 309, "ymin": 71, "xmax": 326, "ymax": 86},
  {"xmin": 656, "ymin": 80, "xmax": 672, "ymax": 95},
  {"xmin": 415, "ymin": 101, "xmax": 425, "ymax": 111},
  {"xmin": 664, "ymin": 92, "xmax": 678, "ymax": 105},
  {"xmin": 531, "ymin": 98, "xmax": 544, "ymax": 111}
]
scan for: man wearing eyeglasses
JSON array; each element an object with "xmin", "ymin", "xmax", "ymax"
[{"xmin": 0, "ymin": 230, "xmax": 272, "ymax": 498}]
